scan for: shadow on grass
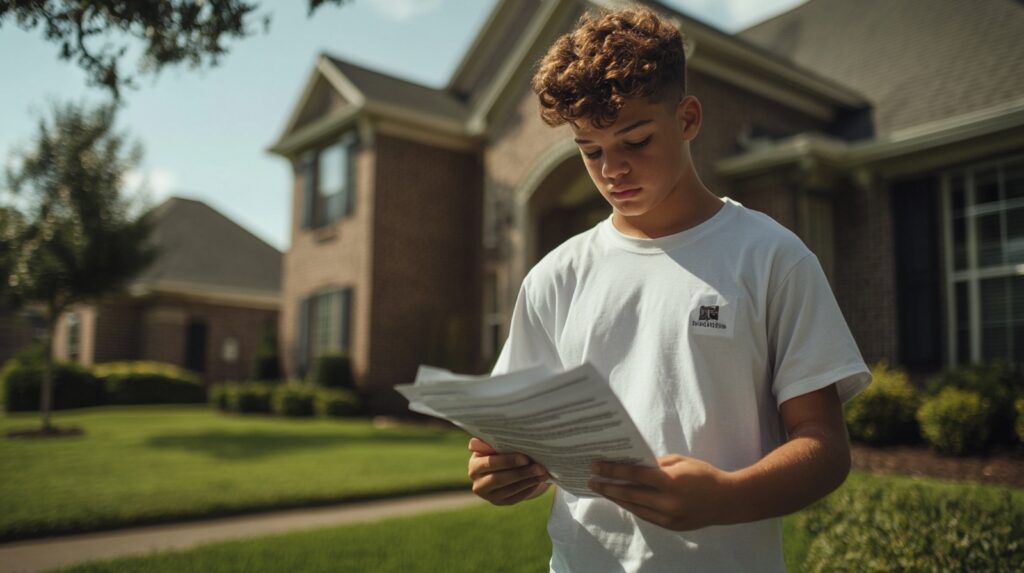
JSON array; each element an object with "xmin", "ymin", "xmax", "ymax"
[{"xmin": 146, "ymin": 430, "xmax": 455, "ymax": 460}]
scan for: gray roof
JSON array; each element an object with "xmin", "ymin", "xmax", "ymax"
[
  {"xmin": 324, "ymin": 55, "xmax": 469, "ymax": 123},
  {"xmin": 134, "ymin": 197, "xmax": 281, "ymax": 295},
  {"xmin": 739, "ymin": 0, "xmax": 1024, "ymax": 136}
]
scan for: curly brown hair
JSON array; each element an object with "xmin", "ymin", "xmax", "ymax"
[{"xmin": 531, "ymin": 6, "xmax": 686, "ymax": 128}]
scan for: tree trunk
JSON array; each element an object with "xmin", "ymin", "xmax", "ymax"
[{"xmin": 39, "ymin": 315, "xmax": 56, "ymax": 432}]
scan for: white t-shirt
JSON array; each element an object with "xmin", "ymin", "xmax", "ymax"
[{"xmin": 491, "ymin": 197, "xmax": 871, "ymax": 573}]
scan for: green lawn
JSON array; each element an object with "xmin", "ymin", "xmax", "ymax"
[
  {"xmin": 0, "ymin": 406, "xmax": 470, "ymax": 540},
  {"xmin": 53, "ymin": 473, "xmax": 1024, "ymax": 573}
]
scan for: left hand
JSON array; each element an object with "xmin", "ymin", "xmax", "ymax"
[{"xmin": 588, "ymin": 454, "xmax": 734, "ymax": 531}]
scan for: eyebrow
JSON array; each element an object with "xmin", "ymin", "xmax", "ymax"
[{"xmin": 573, "ymin": 119, "xmax": 653, "ymax": 144}]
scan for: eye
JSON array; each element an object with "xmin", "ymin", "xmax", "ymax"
[
  {"xmin": 626, "ymin": 135, "xmax": 653, "ymax": 149},
  {"xmin": 583, "ymin": 149, "xmax": 602, "ymax": 160}
]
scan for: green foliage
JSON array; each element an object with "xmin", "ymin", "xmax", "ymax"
[
  {"xmin": 1016, "ymin": 398, "xmax": 1024, "ymax": 443},
  {"xmin": 927, "ymin": 362, "xmax": 1024, "ymax": 444},
  {"xmin": 253, "ymin": 323, "xmax": 281, "ymax": 381},
  {"xmin": 96, "ymin": 362, "xmax": 205, "ymax": 405},
  {"xmin": 916, "ymin": 388, "xmax": 991, "ymax": 455},
  {"xmin": 800, "ymin": 477, "xmax": 1024, "ymax": 572},
  {"xmin": 315, "ymin": 388, "xmax": 360, "ymax": 417},
  {"xmin": 307, "ymin": 353, "xmax": 354, "ymax": 390},
  {"xmin": 271, "ymin": 384, "xmax": 316, "ymax": 417},
  {"xmin": 208, "ymin": 384, "xmax": 231, "ymax": 412},
  {"xmin": 1, "ymin": 357, "xmax": 104, "ymax": 412},
  {"xmin": 228, "ymin": 383, "xmax": 273, "ymax": 414},
  {"xmin": 845, "ymin": 361, "xmax": 920, "ymax": 445}
]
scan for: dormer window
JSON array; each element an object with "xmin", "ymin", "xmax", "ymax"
[{"xmin": 301, "ymin": 132, "xmax": 358, "ymax": 229}]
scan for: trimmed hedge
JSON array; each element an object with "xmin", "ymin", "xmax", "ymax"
[
  {"xmin": 272, "ymin": 384, "xmax": 316, "ymax": 417},
  {"xmin": 845, "ymin": 361, "xmax": 920, "ymax": 445},
  {"xmin": 315, "ymin": 388, "xmax": 360, "ymax": 417},
  {"xmin": 917, "ymin": 387, "xmax": 991, "ymax": 455},
  {"xmin": 307, "ymin": 353, "xmax": 355, "ymax": 390},
  {"xmin": 927, "ymin": 362, "xmax": 1024, "ymax": 444},
  {"xmin": 228, "ymin": 383, "xmax": 273, "ymax": 414},
  {"xmin": 800, "ymin": 478, "xmax": 1024, "ymax": 572},
  {"xmin": 1, "ymin": 359, "xmax": 104, "ymax": 412},
  {"xmin": 94, "ymin": 362, "xmax": 205, "ymax": 405}
]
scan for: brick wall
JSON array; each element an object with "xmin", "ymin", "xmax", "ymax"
[{"xmin": 369, "ymin": 134, "xmax": 483, "ymax": 413}]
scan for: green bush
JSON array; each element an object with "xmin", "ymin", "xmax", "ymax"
[
  {"xmin": 800, "ymin": 478, "xmax": 1024, "ymax": 572},
  {"xmin": 230, "ymin": 383, "xmax": 273, "ymax": 414},
  {"xmin": 271, "ymin": 384, "xmax": 316, "ymax": 417},
  {"xmin": 844, "ymin": 361, "xmax": 920, "ymax": 445},
  {"xmin": 927, "ymin": 362, "xmax": 1024, "ymax": 444},
  {"xmin": 209, "ymin": 384, "xmax": 231, "ymax": 411},
  {"xmin": 253, "ymin": 324, "xmax": 282, "ymax": 381},
  {"xmin": 1, "ymin": 349, "xmax": 104, "ymax": 412},
  {"xmin": 1016, "ymin": 398, "xmax": 1024, "ymax": 443},
  {"xmin": 95, "ymin": 361, "xmax": 205, "ymax": 405},
  {"xmin": 315, "ymin": 388, "xmax": 361, "ymax": 417},
  {"xmin": 916, "ymin": 388, "xmax": 991, "ymax": 455},
  {"xmin": 307, "ymin": 353, "xmax": 355, "ymax": 390}
]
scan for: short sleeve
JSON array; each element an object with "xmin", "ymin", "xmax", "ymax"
[
  {"xmin": 768, "ymin": 254, "xmax": 871, "ymax": 406},
  {"xmin": 491, "ymin": 278, "xmax": 563, "ymax": 376}
]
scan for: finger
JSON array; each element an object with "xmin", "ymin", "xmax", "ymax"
[
  {"xmin": 472, "ymin": 463, "xmax": 547, "ymax": 493},
  {"xmin": 591, "ymin": 461, "xmax": 667, "ymax": 488},
  {"xmin": 588, "ymin": 478, "xmax": 663, "ymax": 511},
  {"xmin": 468, "ymin": 453, "xmax": 530, "ymax": 478},
  {"xmin": 500, "ymin": 480, "xmax": 551, "ymax": 505},
  {"xmin": 468, "ymin": 437, "xmax": 497, "ymax": 454},
  {"xmin": 605, "ymin": 497, "xmax": 675, "ymax": 530},
  {"xmin": 490, "ymin": 475, "xmax": 548, "ymax": 504}
]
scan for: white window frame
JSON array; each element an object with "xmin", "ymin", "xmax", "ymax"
[{"xmin": 942, "ymin": 154, "xmax": 1024, "ymax": 366}]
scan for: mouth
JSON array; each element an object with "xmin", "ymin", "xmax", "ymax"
[{"xmin": 610, "ymin": 187, "xmax": 642, "ymax": 199}]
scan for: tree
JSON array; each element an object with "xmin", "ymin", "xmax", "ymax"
[
  {"xmin": 0, "ymin": 0, "xmax": 350, "ymax": 100},
  {"xmin": 1, "ymin": 100, "xmax": 157, "ymax": 432}
]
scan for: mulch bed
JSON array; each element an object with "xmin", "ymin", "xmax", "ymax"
[{"xmin": 851, "ymin": 443, "xmax": 1024, "ymax": 488}]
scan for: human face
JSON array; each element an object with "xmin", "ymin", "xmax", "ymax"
[{"xmin": 570, "ymin": 96, "xmax": 700, "ymax": 230}]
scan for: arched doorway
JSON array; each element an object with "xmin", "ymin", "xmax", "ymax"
[{"xmin": 526, "ymin": 157, "xmax": 609, "ymax": 266}]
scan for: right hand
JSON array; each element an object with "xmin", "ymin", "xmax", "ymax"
[{"xmin": 467, "ymin": 437, "xmax": 550, "ymax": 505}]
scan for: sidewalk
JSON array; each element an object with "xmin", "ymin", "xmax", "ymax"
[{"xmin": 0, "ymin": 491, "xmax": 482, "ymax": 573}]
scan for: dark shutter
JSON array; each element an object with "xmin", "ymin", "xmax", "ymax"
[
  {"xmin": 344, "ymin": 139, "xmax": 357, "ymax": 217},
  {"xmin": 301, "ymin": 155, "xmax": 317, "ymax": 229},
  {"xmin": 297, "ymin": 297, "xmax": 311, "ymax": 378},
  {"xmin": 892, "ymin": 176, "xmax": 942, "ymax": 371},
  {"xmin": 339, "ymin": 288, "xmax": 352, "ymax": 356}
]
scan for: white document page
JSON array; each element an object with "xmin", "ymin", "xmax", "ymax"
[{"xmin": 395, "ymin": 362, "xmax": 657, "ymax": 497}]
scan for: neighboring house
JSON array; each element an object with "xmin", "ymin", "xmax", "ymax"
[
  {"xmin": 268, "ymin": 0, "xmax": 1024, "ymax": 414},
  {"xmin": 49, "ymin": 197, "xmax": 282, "ymax": 384}
]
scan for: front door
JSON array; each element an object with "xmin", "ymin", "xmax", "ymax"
[{"xmin": 185, "ymin": 320, "xmax": 208, "ymax": 374}]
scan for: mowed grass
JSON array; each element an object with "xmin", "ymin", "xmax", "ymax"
[
  {"xmin": 53, "ymin": 473, "xmax": 1024, "ymax": 573},
  {"xmin": 0, "ymin": 406, "xmax": 470, "ymax": 540}
]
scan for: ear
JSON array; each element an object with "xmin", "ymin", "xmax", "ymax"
[{"xmin": 675, "ymin": 95, "xmax": 702, "ymax": 141}]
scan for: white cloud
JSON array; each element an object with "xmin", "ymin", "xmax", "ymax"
[
  {"xmin": 366, "ymin": 0, "xmax": 443, "ymax": 22},
  {"xmin": 124, "ymin": 167, "xmax": 178, "ymax": 207}
]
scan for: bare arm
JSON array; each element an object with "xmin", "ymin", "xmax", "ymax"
[{"xmin": 589, "ymin": 384, "xmax": 850, "ymax": 531}]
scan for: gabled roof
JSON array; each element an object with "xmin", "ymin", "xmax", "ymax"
[
  {"xmin": 325, "ymin": 56, "xmax": 469, "ymax": 123},
  {"xmin": 739, "ymin": 0, "xmax": 1024, "ymax": 136},
  {"xmin": 132, "ymin": 197, "xmax": 282, "ymax": 300}
]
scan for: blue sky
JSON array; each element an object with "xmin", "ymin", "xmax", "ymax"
[{"xmin": 0, "ymin": 0, "xmax": 804, "ymax": 251}]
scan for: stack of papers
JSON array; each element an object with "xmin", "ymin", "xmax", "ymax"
[{"xmin": 395, "ymin": 362, "xmax": 657, "ymax": 497}]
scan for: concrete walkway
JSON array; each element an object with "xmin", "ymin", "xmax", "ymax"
[{"xmin": 0, "ymin": 491, "xmax": 482, "ymax": 573}]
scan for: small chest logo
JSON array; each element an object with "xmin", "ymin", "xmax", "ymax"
[{"xmin": 698, "ymin": 305, "xmax": 719, "ymax": 321}]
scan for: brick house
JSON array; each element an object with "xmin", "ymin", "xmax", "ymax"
[
  {"xmin": 268, "ymin": 0, "xmax": 1024, "ymax": 413},
  {"xmin": 48, "ymin": 197, "xmax": 282, "ymax": 384}
]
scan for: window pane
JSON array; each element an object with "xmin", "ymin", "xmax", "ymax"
[
  {"xmin": 974, "ymin": 168, "xmax": 1000, "ymax": 205},
  {"xmin": 951, "ymin": 173, "xmax": 966, "ymax": 214},
  {"xmin": 319, "ymin": 143, "xmax": 347, "ymax": 197},
  {"xmin": 955, "ymin": 281, "xmax": 970, "ymax": 365},
  {"xmin": 953, "ymin": 214, "xmax": 968, "ymax": 270},
  {"xmin": 1004, "ymin": 160, "xmax": 1024, "ymax": 201},
  {"xmin": 976, "ymin": 212, "xmax": 1004, "ymax": 266},
  {"xmin": 1005, "ymin": 208, "xmax": 1024, "ymax": 264},
  {"xmin": 980, "ymin": 277, "xmax": 1009, "ymax": 361}
]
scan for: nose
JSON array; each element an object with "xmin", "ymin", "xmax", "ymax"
[{"xmin": 600, "ymin": 150, "xmax": 629, "ymax": 180}]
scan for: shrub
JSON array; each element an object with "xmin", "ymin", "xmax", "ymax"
[
  {"xmin": 1016, "ymin": 398, "xmax": 1024, "ymax": 443},
  {"xmin": 927, "ymin": 362, "xmax": 1024, "ymax": 444},
  {"xmin": 95, "ymin": 361, "xmax": 205, "ymax": 405},
  {"xmin": 209, "ymin": 384, "xmax": 231, "ymax": 412},
  {"xmin": 253, "ymin": 324, "xmax": 282, "ymax": 381},
  {"xmin": 315, "ymin": 388, "xmax": 361, "ymax": 417},
  {"xmin": 272, "ymin": 384, "xmax": 316, "ymax": 417},
  {"xmin": 916, "ymin": 388, "xmax": 991, "ymax": 455},
  {"xmin": 307, "ymin": 353, "xmax": 355, "ymax": 390},
  {"xmin": 800, "ymin": 478, "xmax": 1024, "ymax": 572},
  {"xmin": 230, "ymin": 383, "xmax": 273, "ymax": 414},
  {"xmin": 1, "ymin": 352, "xmax": 104, "ymax": 412},
  {"xmin": 844, "ymin": 361, "xmax": 920, "ymax": 445}
]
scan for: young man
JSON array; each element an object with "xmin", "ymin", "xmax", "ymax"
[{"xmin": 468, "ymin": 6, "xmax": 870, "ymax": 572}]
